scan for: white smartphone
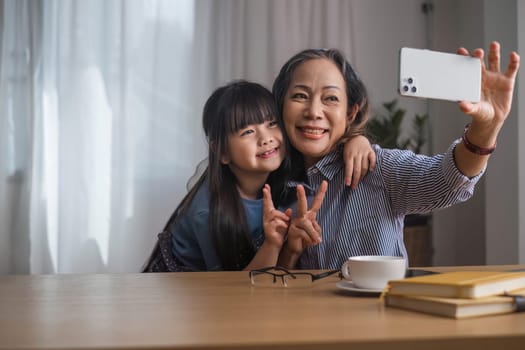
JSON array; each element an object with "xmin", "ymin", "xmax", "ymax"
[{"xmin": 399, "ymin": 47, "xmax": 481, "ymax": 102}]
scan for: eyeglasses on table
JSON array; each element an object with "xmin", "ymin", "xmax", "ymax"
[{"xmin": 249, "ymin": 266, "xmax": 341, "ymax": 288}]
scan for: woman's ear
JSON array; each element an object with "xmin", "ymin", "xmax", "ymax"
[{"xmin": 347, "ymin": 104, "xmax": 359, "ymax": 124}]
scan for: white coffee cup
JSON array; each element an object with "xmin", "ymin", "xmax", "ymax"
[{"xmin": 341, "ymin": 255, "xmax": 407, "ymax": 290}]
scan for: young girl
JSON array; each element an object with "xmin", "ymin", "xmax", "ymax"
[{"xmin": 143, "ymin": 80, "xmax": 374, "ymax": 272}]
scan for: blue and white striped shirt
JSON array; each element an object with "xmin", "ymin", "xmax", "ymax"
[{"xmin": 288, "ymin": 140, "xmax": 482, "ymax": 269}]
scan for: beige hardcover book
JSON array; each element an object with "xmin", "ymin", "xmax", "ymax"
[
  {"xmin": 387, "ymin": 270, "xmax": 525, "ymax": 299},
  {"xmin": 385, "ymin": 288, "xmax": 525, "ymax": 319}
]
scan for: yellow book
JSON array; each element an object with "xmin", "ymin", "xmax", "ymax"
[
  {"xmin": 385, "ymin": 288, "xmax": 525, "ymax": 319},
  {"xmin": 387, "ymin": 270, "xmax": 525, "ymax": 299}
]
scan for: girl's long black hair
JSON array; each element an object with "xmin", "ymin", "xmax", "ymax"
[{"xmin": 163, "ymin": 80, "xmax": 289, "ymax": 270}]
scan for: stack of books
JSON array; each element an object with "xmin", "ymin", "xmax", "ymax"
[{"xmin": 384, "ymin": 270, "xmax": 525, "ymax": 319}]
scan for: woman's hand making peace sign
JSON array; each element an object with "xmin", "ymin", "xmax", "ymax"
[{"xmin": 276, "ymin": 181, "xmax": 328, "ymax": 268}]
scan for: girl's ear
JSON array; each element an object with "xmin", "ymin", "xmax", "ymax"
[
  {"xmin": 347, "ymin": 104, "xmax": 359, "ymax": 124},
  {"xmin": 209, "ymin": 140, "xmax": 230, "ymax": 165},
  {"xmin": 220, "ymin": 152, "xmax": 230, "ymax": 165}
]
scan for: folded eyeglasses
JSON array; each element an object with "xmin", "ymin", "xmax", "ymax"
[{"xmin": 249, "ymin": 266, "xmax": 340, "ymax": 288}]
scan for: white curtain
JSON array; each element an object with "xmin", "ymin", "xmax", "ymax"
[{"xmin": 0, "ymin": 0, "xmax": 355, "ymax": 274}]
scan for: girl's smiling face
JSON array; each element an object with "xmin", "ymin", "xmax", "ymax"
[
  {"xmin": 221, "ymin": 118, "xmax": 285, "ymax": 178},
  {"xmin": 282, "ymin": 58, "xmax": 352, "ymax": 168}
]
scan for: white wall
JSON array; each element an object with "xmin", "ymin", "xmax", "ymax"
[
  {"xmin": 429, "ymin": 0, "xmax": 524, "ymax": 265},
  {"xmin": 431, "ymin": 0, "xmax": 486, "ymax": 266},
  {"xmin": 483, "ymin": 0, "xmax": 524, "ymax": 264},
  {"xmin": 351, "ymin": 0, "xmax": 429, "ymax": 135},
  {"xmin": 520, "ymin": 0, "xmax": 525, "ymax": 263},
  {"xmin": 348, "ymin": 0, "xmax": 524, "ymax": 266}
]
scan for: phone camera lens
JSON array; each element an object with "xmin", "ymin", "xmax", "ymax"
[
  {"xmin": 411, "ymin": 86, "xmax": 417, "ymax": 93},
  {"xmin": 408, "ymin": 77, "xmax": 413, "ymax": 84},
  {"xmin": 403, "ymin": 85, "xmax": 409, "ymax": 92}
]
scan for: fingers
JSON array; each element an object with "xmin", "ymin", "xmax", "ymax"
[
  {"xmin": 264, "ymin": 188, "xmax": 291, "ymax": 232},
  {"xmin": 344, "ymin": 160, "xmax": 354, "ymax": 187},
  {"xmin": 356, "ymin": 151, "xmax": 376, "ymax": 187},
  {"xmin": 457, "ymin": 47, "xmax": 484, "ymax": 59},
  {"xmin": 488, "ymin": 41, "xmax": 501, "ymax": 73},
  {"xmin": 270, "ymin": 210, "xmax": 291, "ymax": 222},
  {"xmin": 344, "ymin": 151, "xmax": 376, "ymax": 188},
  {"xmin": 349, "ymin": 157, "xmax": 362, "ymax": 189},
  {"xmin": 456, "ymin": 47, "xmax": 469, "ymax": 56},
  {"xmin": 458, "ymin": 100, "xmax": 475, "ymax": 115},
  {"xmin": 312, "ymin": 220, "xmax": 321, "ymax": 234},
  {"xmin": 294, "ymin": 180, "xmax": 326, "ymax": 232},
  {"xmin": 263, "ymin": 184, "xmax": 290, "ymax": 228},
  {"xmin": 262, "ymin": 184, "xmax": 275, "ymax": 215},
  {"xmin": 349, "ymin": 152, "xmax": 376, "ymax": 189},
  {"xmin": 457, "ymin": 46, "xmax": 485, "ymax": 69},
  {"xmin": 295, "ymin": 184, "xmax": 308, "ymax": 217},
  {"xmin": 287, "ymin": 225, "xmax": 313, "ymax": 246},
  {"xmin": 485, "ymin": 41, "xmax": 520, "ymax": 84},
  {"xmin": 342, "ymin": 135, "xmax": 374, "ymax": 187},
  {"xmin": 304, "ymin": 218, "xmax": 322, "ymax": 246},
  {"xmin": 368, "ymin": 150, "xmax": 377, "ymax": 172},
  {"xmin": 457, "ymin": 42, "xmax": 519, "ymax": 125},
  {"xmin": 289, "ymin": 218, "xmax": 321, "ymax": 245},
  {"xmin": 505, "ymin": 51, "xmax": 520, "ymax": 79},
  {"xmin": 271, "ymin": 217, "xmax": 290, "ymax": 232},
  {"xmin": 471, "ymin": 48, "xmax": 484, "ymax": 60},
  {"xmin": 290, "ymin": 182, "xmax": 326, "ymax": 248},
  {"xmin": 309, "ymin": 180, "xmax": 328, "ymax": 213}
]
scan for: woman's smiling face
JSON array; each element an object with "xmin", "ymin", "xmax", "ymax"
[{"xmin": 282, "ymin": 58, "xmax": 350, "ymax": 168}]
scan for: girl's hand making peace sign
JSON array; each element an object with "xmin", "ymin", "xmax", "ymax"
[{"xmin": 262, "ymin": 184, "xmax": 292, "ymax": 248}]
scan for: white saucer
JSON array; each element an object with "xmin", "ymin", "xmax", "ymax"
[{"xmin": 336, "ymin": 280, "xmax": 383, "ymax": 294}]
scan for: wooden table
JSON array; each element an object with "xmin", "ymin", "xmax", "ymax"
[{"xmin": 1, "ymin": 265, "xmax": 524, "ymax": 350}]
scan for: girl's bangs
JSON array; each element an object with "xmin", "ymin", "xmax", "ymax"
[{"xmin": 225, "ymin": 90, "xmax": 276, "ymax": 134}]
